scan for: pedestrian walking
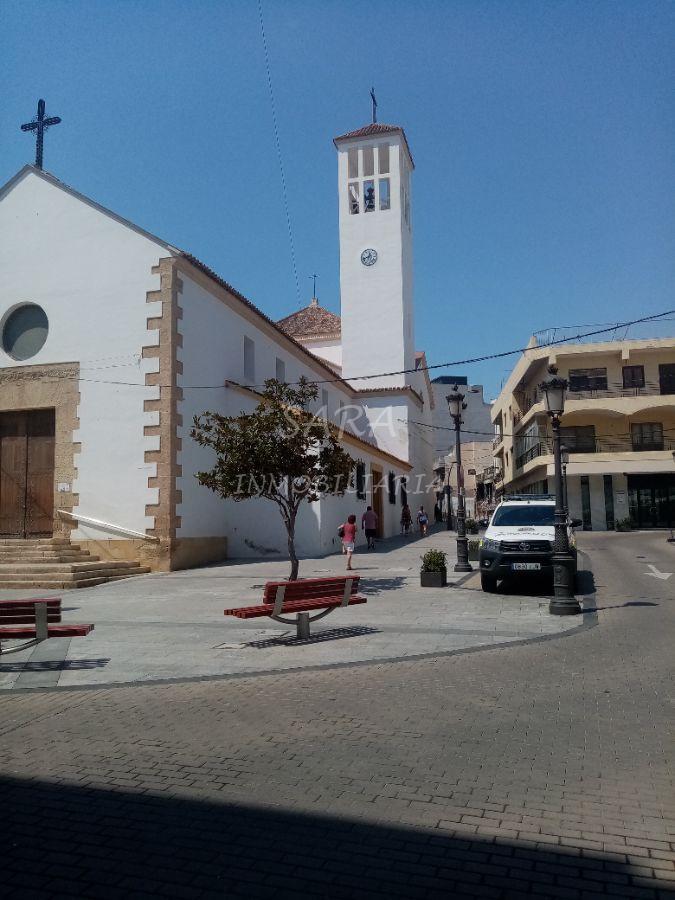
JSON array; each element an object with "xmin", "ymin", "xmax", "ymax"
[
  {"xmin": 362, "ymin": 506, "xmax": 379, "ymax": 550},
  {"xmin": 340, "ymin": 514, "xmax": 358, "ymax": 570},
  {"xmin": 417, "ymin": 505, "xmax": 429, "ymax": 537},
  {"xmin": 400, "ymin": 504, "xmax": 412, "ymax": 535}
]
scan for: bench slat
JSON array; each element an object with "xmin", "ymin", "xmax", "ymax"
[
  {"xmin": 225, "ymin": 595, "xmax": 367, "ymax": 619},
  {"xmin": 0, "ymin": 598, "xmax": 61, "ymax": 607},
  {"xmin": 0, "ymin": 614, "xmax": 62, "ymax": 624},
  {"xmin": 263, "ymin": 577, "xmax": 361, "ymax": 604},
  {"xmin": 0, "ymin": 624, "xmax": 94, "ymax": 638}
]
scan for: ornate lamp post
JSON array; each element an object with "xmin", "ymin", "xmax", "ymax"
[
  {"xmin": 447, "ymin": 389, "xmax": 472, "ymax": 573},
  {"xmin": 560, "ymin": 444, "xmax": 570, "ymax": 516},
  {"xmin": 538, "ymin": 367, "xmax": 581, "ymax": 615}
]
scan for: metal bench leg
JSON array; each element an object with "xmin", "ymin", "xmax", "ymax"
[
  {"xmin": 35, "ymin": 602, "xmax": 48, "ymax": 642},
  {"xmin": 296, "ymin": 613, "xmax": 310, "ymax": 640}
]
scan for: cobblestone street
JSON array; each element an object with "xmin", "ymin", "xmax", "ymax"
[{"xmin": 1, "ymin": 532, "xmax": 673, "ymax": 898}]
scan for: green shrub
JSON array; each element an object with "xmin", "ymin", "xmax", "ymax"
[
  {"xmin": 421, "ymin": 549, "xmax": 447, "ymax": 572},
  {"xmin": 464, "ymin": 518, "xmax": 479, "ymax": 534},
  {"xmin": 615, "ymin": 518, "xmax": 632, "ymax": 532},
  {"xmin": 468, "ymin": 539, "xmax": 480, "ymax": 560}
]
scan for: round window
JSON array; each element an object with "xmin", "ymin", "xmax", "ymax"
[{"xmin": 2, "ymin": 304, "xmax": 49, "ymax": 361}]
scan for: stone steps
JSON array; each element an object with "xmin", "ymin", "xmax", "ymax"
[
  {"xmin": 0, "ymin": 571, "xmax": 151, "ymax": 589},
  {"xmin": 0, "ymin": 560, "xmax": 146, "ymax": 574},
  {"xmin": 0, "ymin": 538, "xmax": 151, "ymax": 588},
  {"xmin": 0, "ymin": 552, "xmax": 98, "ymax": 562}
]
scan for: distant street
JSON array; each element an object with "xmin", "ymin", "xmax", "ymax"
[{"xmin": 1, "ymin": 531, "xmax": 673, "ymax": 898}]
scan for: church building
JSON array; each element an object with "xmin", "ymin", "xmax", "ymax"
[{"xmin": 0, "ymin": 118, "xmax": 434, "ymax": 582}]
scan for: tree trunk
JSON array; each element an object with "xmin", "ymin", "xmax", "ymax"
[{"xmin": 286, "ymin": 511, "xmax": 299, "ymax": 581}]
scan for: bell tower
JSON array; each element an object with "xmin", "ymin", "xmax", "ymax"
[{"xmin": 334, "ymin": 122, "xmax": 415, "ymax": 388}]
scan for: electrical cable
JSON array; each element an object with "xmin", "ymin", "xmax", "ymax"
[
  {"xmin": 1, "ymin": 308, "xmax": 672, "ymax": 391},
  {"xmin": 258, "ymin": 0, "xmax": 301, "ymax": 307}
]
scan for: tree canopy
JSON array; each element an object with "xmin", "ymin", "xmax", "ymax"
[{"xmin": 191, "ymin": 378, "xmax": 356, "ymax": 579}]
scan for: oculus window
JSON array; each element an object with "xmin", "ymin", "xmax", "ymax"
[{"xmin": 2, "ymin": 304, "xmax": 49, "ymax": 360}]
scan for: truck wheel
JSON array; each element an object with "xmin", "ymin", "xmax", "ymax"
[{"xmin": 481, "ymin": 572, "xmax": 498, "ymax": 593}]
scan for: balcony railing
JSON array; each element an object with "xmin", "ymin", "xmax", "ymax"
[
  {"xmin": 516, "ymin": 380, "xmax": 670, "ymax": 412},
  {"xmin": 515, "ymin": 436, "xmax": 675, "ymax": 470},
  {"xmin": 492, "ymin": 434, "xmax": 503, "ymax": 449}
]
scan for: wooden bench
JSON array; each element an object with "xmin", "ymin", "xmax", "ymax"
[
  {"xmin": 0, "ymin": 598, "xmax": 94, "ymax": 656},
  {"xmin": 224, "ymin": 575, "xmax": 367, "ymax": 639}
]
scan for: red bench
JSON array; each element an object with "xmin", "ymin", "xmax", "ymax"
[
  {"xmin": 0, "ymin": 598, "xmax": 94, "ymax": 656},
  {"xmin": 224, "ymin": 575, "xmax": 367, "ymax": 639}
]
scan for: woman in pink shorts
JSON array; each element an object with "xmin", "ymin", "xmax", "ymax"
[{"xmin": 341, "ymin": 514, "xmax": 358, "ymax": 570}]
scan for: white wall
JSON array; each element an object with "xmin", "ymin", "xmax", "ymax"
[
  {"xmin": 177, "ymin": 272, "xmax": 412, "ymax": 558},
  {"xmin": 0, "ymin": 170, "xmax": 166, "ymax": 539},
  {"xmin": 301, "ymin": 337, "xmax": 342, "ymax": 371}
]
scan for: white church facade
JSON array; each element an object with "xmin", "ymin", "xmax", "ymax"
[{"xmin": 0, "ymin": 120, "xmax": 434, "ymax": 573}]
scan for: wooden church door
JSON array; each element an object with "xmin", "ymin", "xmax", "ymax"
[{"xmin": 0, "ymin": 409, "xmax": 55, "ymax": 537}]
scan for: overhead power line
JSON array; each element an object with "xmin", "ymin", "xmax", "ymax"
[{"xmin": 1, "ymin": 309, "xmax": 673, "ymax": 391}]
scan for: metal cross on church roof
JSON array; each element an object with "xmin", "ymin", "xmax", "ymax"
[
  {"xmin": 370, "ymin": 87, "xmax": 378, "ymax": 124},
  {"xmin": 21, "ymin": 99, "xmax": 61, "ymax": 170}
]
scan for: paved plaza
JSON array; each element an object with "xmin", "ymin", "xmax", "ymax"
[
  {"xmin": 0, "ymin": 529, "xmax": 586, "ymax": 690},
  {"xmin": 0, "ymin": 531, "xmax": 673, "ymax": 898}
]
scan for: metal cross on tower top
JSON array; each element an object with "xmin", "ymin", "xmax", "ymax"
[
  {"xmin": 21, "ymin": 99, "xmax": 61, "ymax": 170},
  {"xmin": 308, "ymin": 273, "xmax": 319, "ymax": 298},
  {"xmin": 370, "ymin": 87, "xmax": 377, "ymax": 124}
]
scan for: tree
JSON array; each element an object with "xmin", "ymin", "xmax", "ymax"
[{"xmin": 191, "ymin": 378, "xmax": 356, "ymax": 580}]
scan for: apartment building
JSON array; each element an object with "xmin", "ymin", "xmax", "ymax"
[{"xmin": 492, "ymin": 337, "xmax": 675, "ymax": 530}]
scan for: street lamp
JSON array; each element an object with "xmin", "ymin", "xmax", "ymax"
[
  {"xmin": 447, "ymin": 389, "xmax": 472, "ymax": 573},
  {"xmin": 538, "ymin": 366, "xmax": 581, "ymax": 615},
  {"xmin": 560, "ymin": 444, "xmax": 570, "ymax": 516}
]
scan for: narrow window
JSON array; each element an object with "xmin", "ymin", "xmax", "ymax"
[
  {"xmin": 379, "ymin": 177, "xmax": 390, "ymax": 210},
  {"xmin": 580, "ymin": 476, "xmax": 592, "ymax": 530},
  {"xmin": 400, "ymin": 475, "xmax": 408, "ymax": 507},
  {"xmin": 363, "ymin": 180, "xmax": 375, "ymax": 212},
  {"xmin": 622, "ymin": 365, "xmax": 645, "ymax": 390},
  {"xmin": 568, "ymin": 367, "xmax": 608, "ymax": 393},
  {"xmin": 348, "ymin": 147, "xmax": 358, "ymax": 179},
  {"xmin": 275, "ymin": 357, "xmax": 286, "ymax": 383},
  {"xmin": 348, "ymin": 182, "xmax": 360, "ymax": 214},
  {"xmin": 378, "ymin": 143, "xmax": 389, "ymax": 174},
  {"xmin": 631, "ymin": 422, "xmax": 663, "ymax": 451},
  {"xmin": 243, "ymin": 336, "xmax": 255, "ymax": 382},
  {"xmin": 321, "ymin": 388, "xmax": 329, "ymax": 410},
  {"xmin": 362, "ymin": 146, "xmax": 374, "ymax": 177},
  {"xmin": 388, "ymin": 471, "xmax": 396, "ymax": 504},
  {"xmin": 356, "ymin": 462, "xmax": 366, "ymax": 500},
  {"xmin": 603, "ymin": 474, "xmax": 615, "ymax": 530}
]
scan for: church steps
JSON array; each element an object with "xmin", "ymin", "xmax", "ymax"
[
  {"xmin": 0, "ymin": 551, "xmax": 98, "ymax": 561},
  {"xmin": 0, "ymin": 561, "xmax": 145, "ymax": 574},
  {"xmin": 0, "ymin": 540, "xmax": 151, "ymax": 588}
]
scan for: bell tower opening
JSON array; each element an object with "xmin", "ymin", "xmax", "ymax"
[{"xmin": 335, "ymin": 122, "xmax": 415, "ymax": 389}]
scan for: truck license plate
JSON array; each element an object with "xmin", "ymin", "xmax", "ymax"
[{"xmin": 512, "ymin": 562, "xmax": 541, "ymax": 571}]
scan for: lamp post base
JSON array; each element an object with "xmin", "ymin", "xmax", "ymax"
[
  {"xmin": 454, "ymin": 562, "xmax": 473, "ymax": 573},
  {"xmin": 549, "ymin": 598, "xmax": 582, "ymax": 615},
  {"xmin": 549, "ymin": 555, "xmax": 581, "ymax": 615}
]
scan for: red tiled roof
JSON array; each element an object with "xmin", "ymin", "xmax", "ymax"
[
  {"xmin": 277, "ymin": 300, "xmax": 341, "ymax": 339},
  {"xmin": 333, "ymin": 123, "xmax": 414, "ymax": 168}
]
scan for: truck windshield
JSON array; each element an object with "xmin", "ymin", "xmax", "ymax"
[{"xmin": 492, "ymin": 506, "xmax": 555, "ymax": 527}]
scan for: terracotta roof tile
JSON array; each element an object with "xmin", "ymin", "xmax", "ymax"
[
  {"xmin": 277, "ymin": 299, "xmax": 341, "ymax": 339},
  {"xmin": 333, "ymin": 123, "xmax": 414, "ymax": 167}
]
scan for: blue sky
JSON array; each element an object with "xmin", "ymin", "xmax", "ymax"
[{"xmin": 2, "ymin": 0, "xmax": 673, "ymax": 398}]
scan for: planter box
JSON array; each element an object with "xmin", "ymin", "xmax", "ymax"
[{"xmin": 420, "ymin": 570, "xmax": 447, "ymax": 588}]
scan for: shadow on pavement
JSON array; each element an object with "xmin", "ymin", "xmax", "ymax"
[
  {"xmin": 358, "ymin": 576, "xmax": 407, "ymax": 594},
  {"xmin": 247, "ymin": 626, "xmax": 379, "ymax": 649},
  {"xmin": 0, "ymin": 774, "xmax": 658, "ymax": 897},
  {"xmin": 0, "ymin": 657, "xmax": 110, "ymax": 673}
]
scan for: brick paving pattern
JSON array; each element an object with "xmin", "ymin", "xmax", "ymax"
[{"xmin": 0, "ymin": 532, "xmax": 673, "ymax": 897}]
